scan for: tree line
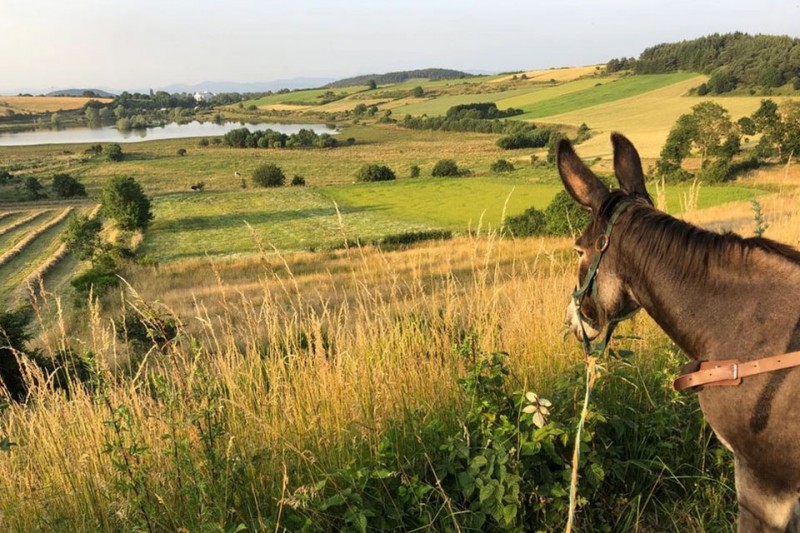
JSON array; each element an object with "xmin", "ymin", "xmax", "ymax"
[
  {"xmin": 656, "ymin": 98, "xmax": 800, "ymax": 182},
  {"xmin": 607, "ymin": 33, "xmax": 800, "ymax": 93},
  {"xmin": 222, "ymin": 127, "xmax": 351, "ymax": 149}
]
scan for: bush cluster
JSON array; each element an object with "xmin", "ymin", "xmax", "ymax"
[
  {"xmin": 223, "ymin": 127, "xmax": 341, "ymax": 149},
  {"xmin": 355, "ymin": 164, "xmax": 396, "ymax": 182},
  {"xmin": 490, "ymin": 159, "xmax": 515, "ymax": 172},
  {"xmin": 505, "ymin": 191, "xmax": 590, "ymax": 237},
  {"xmin": 52, "ymin": 173, "xmax": 87, "ymax": 198},
  {"xmin": 252, "ymin": 164, "xmax": 286, "ymax": 187},
  {"xmin": 431, "ymin": 159, "xmax": 468, "ymax": 177}
]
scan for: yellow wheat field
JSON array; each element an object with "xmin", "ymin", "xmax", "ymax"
[{"xmin": 0, "ymin": 95, "xmax": 112, "ymax": 114}]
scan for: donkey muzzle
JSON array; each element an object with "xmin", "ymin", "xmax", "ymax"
[{"xmin": 565, "ymin": 299, "xmax": 601, "ymax": 342}]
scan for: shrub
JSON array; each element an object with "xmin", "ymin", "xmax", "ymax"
[
  {"xmin": 103, "ymin": 143, "xmax": 123, "ymax": 162},
  {"xmin": 0, "ymin": 170, "xmax": 14, "ymax": 186},
  {"xmin": 409, "ymin": 165, "xmax": 420, "ymax": 178},
  {"xmin": 546, "ymin": 132, "xmax": 567, "ymax": 164},
  {"xmin": 100, "ymin": 176, "xmax": 153, "ymax": 230},
  {"xmin": 291, "ymin": 175, "xmax": 306, "ymax": 186},
  {"xmin": 62, "ymin": 215, "xmax": 103, "ymax": 261},
  {"xmin": 376, "ymin": 230, "xmax": 452, "ymax": 249},
  {"xmin": 490, "ymin": 159, "xmax": 514, "ymax": 172},
  {"xmin": 431, "ymin": 159, "xmax": 460, "ymax": 177},
  {"xmin": 504, "ymin": 207, "xmax": 546, "ymax": 237},
  {"xmin": 198, "ymin": 138, "xmax": 209, "ymax": 147},
  {"xmin": 543, "ymin": 190, "xmax": 590, "ymax": 235},
  {"xmin": 252, "ymin": 164, "xmax": 286, "ymax": 187},
  {"xmin": 355, "ymin": 164, "xmax": 396, "ymax": 182},
  {"xmin": 0, "ymin": 307, "xmax": 34, "ymax": 400},
  {"xmin": 71, "ymin": 267, "xmax": 120, "ymax": 304},
  {"xmin": 24, "ymin": 177, "xmax": 44, "ymax": 200},
  {"xmin": 176, "ymin": 148, "xmax": 187, "ymax": 156},
  {"xmin": 52, "ymin": 173, "xmax": 87, "ymax": 198},
  {"xmin": 496, "ymin": 129, "xmax": 553, "ymax": 150},
  {"xmin": 116, "ymin": 308, "xmax": 178, "ymax": 353}
]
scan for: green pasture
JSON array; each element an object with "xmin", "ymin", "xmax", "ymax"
[
  {"xmin": 323, "ymin": 178, "xmax": 562, "ymax": 229},
  {"xmin": 142, "ymin": 177, "xmax": 766, "ymax": 262},
  {"xmin": 244, "ymin": 86, "xmax": 364, "ymax": 107},
  {"xmin": 516, "ymin": 72, "xmax": 698, "ymax": 120},
  {"xmin": 386, "ymin": 87, "xmax": 536, "ymax": 118},
  {"xmin": 141, "ymin": 189, "xmax": 436, "ymax": 262}
]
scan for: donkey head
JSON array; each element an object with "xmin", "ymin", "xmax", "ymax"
[{"xmin": 558, "ymin": 133, "xmax": 651, "ymax": 341}]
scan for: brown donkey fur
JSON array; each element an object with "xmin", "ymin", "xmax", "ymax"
[{"xmin": 559, "ymin": 133, "xmax": 800, "ymax": 532}]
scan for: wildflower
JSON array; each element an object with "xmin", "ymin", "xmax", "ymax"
[{"xmin": 523, "ymin": 392, "xmax": 552, "ymax": 428}]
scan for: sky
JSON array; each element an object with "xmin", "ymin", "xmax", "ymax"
[{"xmin": 1, "ymin": 0, "xmax": 798, "ymax": 93}]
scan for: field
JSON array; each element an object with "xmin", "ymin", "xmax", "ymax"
[
  {"xmin": 2, "ymin": 64, "xmax": 800, "ymax": 531},
  {"xmin": 0, "ymin": 95, "xmax": 113, "ymax": 114}
]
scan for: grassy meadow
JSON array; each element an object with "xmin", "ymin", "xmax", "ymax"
[{"xmin": 1, "ymin": 65, "xmax": 800, "ymax": 531}]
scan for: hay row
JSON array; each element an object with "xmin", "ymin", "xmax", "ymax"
[
  {"xmin": 18, "ymin": 205, "xmax": 100, "ymax": 299},
  {"xmin": 0, "ymin": 207, "xmax": 73, "ymax": 270},
  {"xmin": 0, "ymin": 210, "xmax": 49, "ymax": 238}
]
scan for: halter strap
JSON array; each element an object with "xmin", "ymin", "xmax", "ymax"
[{"xmin": 572, "ymin": 199, "xmax": 639, "ymax": 357}]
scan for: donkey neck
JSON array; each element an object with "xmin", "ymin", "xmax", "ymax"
[{"xmin": 613, "ymin": 207, "xmax": 800, "ymax": 361}]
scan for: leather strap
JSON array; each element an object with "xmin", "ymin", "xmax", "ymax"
[{"xmin": 673, "ymin": 350, "xmax": 800, "ymax": 392}]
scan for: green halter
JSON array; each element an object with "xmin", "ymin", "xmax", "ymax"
[{"xmin": 571, "ymin": 199, "xmax": 640, "ymax": 357}]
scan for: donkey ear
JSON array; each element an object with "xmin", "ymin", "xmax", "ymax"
[
  {"xmin": 611, "ymin": 132, "xmax": 648, "ymax": 197},
  {"xmin": 557, "ymin": 138, "xmax": 608, "ymax": 211}
]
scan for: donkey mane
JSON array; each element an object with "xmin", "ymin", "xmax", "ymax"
[{"xmin": 598, "ymin": 191, "xmax": 800, "ymax": 284}]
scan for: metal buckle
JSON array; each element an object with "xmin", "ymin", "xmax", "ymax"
[{"xmin": 731, "ymin": 363, "xmax": 739, "ymax": 380}]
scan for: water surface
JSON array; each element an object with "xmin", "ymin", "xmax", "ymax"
[{"xmin": 0, "ymin": 121, "xmax": 335, "ymax": 146}]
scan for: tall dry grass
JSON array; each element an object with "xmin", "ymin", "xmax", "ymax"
[{"xmin": 0, "ymin": 167, "xmax": 798, "ymax": 530}]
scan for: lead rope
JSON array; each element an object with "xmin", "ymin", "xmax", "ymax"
[{"xmin": 564, "ymin": 200, "xmax": 637, "ymax": 533}]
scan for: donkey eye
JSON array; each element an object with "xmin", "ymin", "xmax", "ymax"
[{"xmin": 573, "ymin": 246, "xmax": 584, "ymax": 257}]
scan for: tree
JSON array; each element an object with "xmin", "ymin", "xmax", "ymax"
[
  {"xmin": 252, "ymin": 164, "xmax": 286, "ymax": 187},
  {"xmin": 52, "ymin": 173, "xmax": 87, "ymax": 198},
  {"xmin": 100, "ymin": 176, "xmax": 153, "ymax": 230},
  {"xmin": 84, "ymin": 107, "xmax": 101, "ymax": 127},
  {"xmin": 656, "ymin": 113, "xmax": 696, "ymax": 179},
  {"xmin": 431, "ymin": 159, "xmax": 460, "ymax": 177},
  {"xmin": 24, "ymin": 177, "xmax": 43, "ymax": 200},
  {"xmin": 367, "ymin": 80, "xmax": 377, "ymax": 90},
  {"xmin": 355, "ymin": 164, "xmax": 395, "ymax": 182},
  {"xmin": 689, "ymin": 101, "xmax": 733, "ymax": 167},
  {"xmin": 409, "ymin": 165, "xmax": 421, "ymax": 178},
  {"xmin": 104, "ymin": 143, "xmax": 124, "ymax": 162},
  {"xmin": 412, "ymin": 86, "xmax": 424, "ymax": 98},
  {"xmin": 62, "ymin": 215, "xmax": 103, "ymax": 261}
]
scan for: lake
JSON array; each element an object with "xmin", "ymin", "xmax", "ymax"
[{"xmin": 0, "ymin": 121, "xmax": 337, "ymax": 147}]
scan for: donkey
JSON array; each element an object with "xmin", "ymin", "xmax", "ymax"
[{"xmin": 558, "ymin": 133, "xmax": 800, "ymax": 532}]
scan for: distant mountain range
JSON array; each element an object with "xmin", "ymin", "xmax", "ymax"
[
  {"xmin": 45, "ymin": 88, "xmax": 116, "ymax": 98},
  {"xmin": 6, "ymin": 69, "xmax": 479, "ymax": 97},
  {"xmin": 325, "ymin": 68, "xmax": 474, "ymax": 88},
  {"xmin": 157, "ymin": 78, "xmax": 336, "ymax": 94}
]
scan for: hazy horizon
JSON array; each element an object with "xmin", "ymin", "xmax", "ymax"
[{"xmin": 2, "ymin": 0, "xmax": 798, "ymax": 94}]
